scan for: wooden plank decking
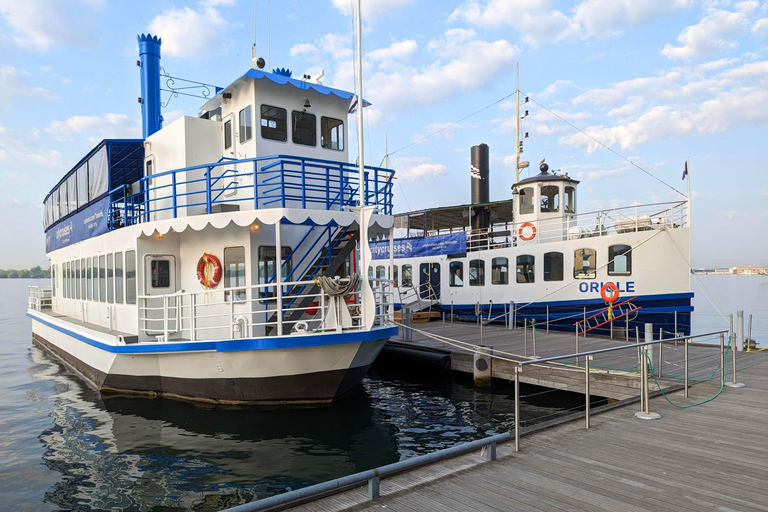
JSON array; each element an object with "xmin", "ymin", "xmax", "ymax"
[{"xmin": 286, "ymin": 357, "xmax": 768, "ymax": 512}]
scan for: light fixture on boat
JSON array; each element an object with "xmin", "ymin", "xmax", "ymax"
[
  {"xmin": 156, "ymin": 233, "xmax": 164, "ymax": 239},
  {"xmin": 250, "ymin": 223, "xmax": 260, "ymax": 232}
]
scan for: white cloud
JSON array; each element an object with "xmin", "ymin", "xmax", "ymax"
[
  {"xmin": 367, "ymin": 40, "xmax": 418, "ymax": 64},
  {"xmin": 753, "ymin": 18, "xmax": 768, "ymax": 37},
  {"xmin": 661, "ymin": 9, "xmax": 749, "ymax": 60},
  {"xmin": 538, "ymin": 80, "xmax": 575, "ymax": 99},
  {"xmin": 760, "ymin": 188, "xmax": 768, "ymax": 198},
  {"xmin": 574, "ymin": 0, "xmax": 694, "ymax": 38},
  {"xmin": 391, "ymin": 156, "xmax": 447, "ymax": 180},
  {"xmin": 329, "ymin": 0, "xmax": 413, "ymax": 21},
  {"xmin": 0, "ymin": 0, "xmax": 105, "ymax": 51},
  {"xmin": 0, "ymin": 66, "xmax": 56, "ymax": 100},
  {"xmin": 147, "ymin": 3, "xmax": 230, "ymax": 58},
  {"xmin": 697, "ymin": 57, "xmax": 741, "ymax": 72},
  {"xmin": 448, "ymin": 0, "xmax": 578, "ymax": 47},
  {"xmin": 734, "ymin": 1, "xmax": 760, "ymax": 14},
  {"xmin": 45, "ymin": 113, "xmax": 141, "ymax": 144},
  {"xmin": 289, "ymin": 43, "xmax": 319, "ymax": 58}
]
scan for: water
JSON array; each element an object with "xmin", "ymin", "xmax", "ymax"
[
  {"xmin": 690, "ymin": 274, "xmax": 768, "ymax": 342},
  {"xmin": 1, "ymin": 279, "xmax": 582, "ymax": 511}
]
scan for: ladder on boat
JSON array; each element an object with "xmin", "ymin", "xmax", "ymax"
[{"xmin": 574, "ymin": 297, "xmax": 641, "ymax": 336}]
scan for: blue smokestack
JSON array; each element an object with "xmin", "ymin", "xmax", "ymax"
[{"xmin": 138, "ymin": 34, "xmax": 163, "ymax": 139}]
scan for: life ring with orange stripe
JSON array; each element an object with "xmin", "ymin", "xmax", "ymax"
[
  {"xmin": 518, "ymin": 222, "xmax": 537, "ymax": 241},
  {"xmin": 196, "ymin": 253, "xmax": 222, "ymax": 289},
  {"xmin": 601, "ymin": 282, "xmax": 620, "ymax": 303}
]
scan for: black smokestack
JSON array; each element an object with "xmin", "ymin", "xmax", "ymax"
[{"xmin": 471, "ymin": 143, "xmax": 490, "ymax": 230}]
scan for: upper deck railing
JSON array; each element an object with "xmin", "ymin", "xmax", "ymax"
[{"xmin": 109, "ymin": 154, "xmax": 395, "ymax": 229}]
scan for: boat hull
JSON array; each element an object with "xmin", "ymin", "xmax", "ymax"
[{"xmin": 30, "ymin": 313, "xmax": 396, "ymax": 405}]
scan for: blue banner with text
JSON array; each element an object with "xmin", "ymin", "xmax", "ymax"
[
  {"xmin": 371, "ymin": 233, "xmax": 467, "ymax": 260},
  {"xmin": 45, "ymin": 196, "xmax": 110, "ymax": 252}
]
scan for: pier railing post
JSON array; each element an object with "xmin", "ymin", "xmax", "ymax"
[
  {"xmin": 368, "ymin": 476, "xmax": 380, "ymax": 500},
  {"xmin": 635, "ymin": 323, "xmax": 661, "ymax": 420},
  {"xmin": 585, "ymin": 355, "xmax": 592, "ymax": 429},
  {"xmin": 451, "ymin": 301, "xmax": 454, "ymax": 324},
  {"xmin": 720, "ymin": 333, "xmax": 725, "ymax": 384},
  {"xmin": 736, "ymin": 310, "xmax": 744, "ymax": 352},
  {"xmin": 684, "ymin": 337, "xmax": 689, "ymax": 398},
  {"xmin": 524, "ymin": 318, "xmax": 528, "ymax": 357},
  {"xmin": 531, "ymin": 319, "xmax": 537, "ymax": 358},
  {"xmin": 514, "ymin": 366, "xmax": 521, "ymax": 452},
  {"xmin": 546, "ymin": 305, "xmax": 549, "ymax": 333},
  {"xmin": 509, "ymin": 301, "xmax": 514, "ymax": 330},
  {"xmin": 658, "ymin": 327, "xmax": 663, "ymax": 378}
]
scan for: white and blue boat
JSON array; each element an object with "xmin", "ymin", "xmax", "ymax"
[{"xmin": 27, "ymin": 32, "xmax": 398, "ymax": 404}]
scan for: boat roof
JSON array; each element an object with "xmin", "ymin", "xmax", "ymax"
[
  {"xmin": 514, "ymin": 169, "xmax": 579, "ymax": 187},
  {"xmin": 395, "ymin": 199, "xmax": 514, "ymax": 232},
  {"xmin": 200, "ymin": 68, "xmax": 370, "ymax": 112}
]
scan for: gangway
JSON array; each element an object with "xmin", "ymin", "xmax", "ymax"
[
  {"xmin": 397, "ymin": 284, "xmax": 439, "ymax": 313},
  {"xmin": 574, "ymin": 296, "xmax": 641, "ymax": 336}
]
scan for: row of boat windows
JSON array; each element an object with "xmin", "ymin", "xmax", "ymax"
[
  {"xmin": 370, "ymin": 245, "xmax": 632, "ymax": 286},
  {"xmin": 520, "ymin": 185, "xmax": 576, "ymax": 214},
  {"xmin": 52, "ymin": 251, "xmax": 137, "ymax": 304},
  {"xmin": 224, "ymin": 105, "xmax": 344, "ymax": 151}
]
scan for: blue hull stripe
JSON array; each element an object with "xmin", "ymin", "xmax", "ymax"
[{"xmin": 27, "ymin": 312, "xmax": 397, "ymax": 355}]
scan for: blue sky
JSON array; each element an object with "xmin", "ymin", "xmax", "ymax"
[{"xmin": 1, "ymin": 0, "xmax": 767, "ymax": 269}]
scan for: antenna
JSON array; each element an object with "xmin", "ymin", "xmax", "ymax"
[
  {"xmin": 515, "ymin": 63, "xmax": 520, "ymax": 184},
  {"xmin": 268, "ymin": 0, "xmax": 271, "ymax": 71}
]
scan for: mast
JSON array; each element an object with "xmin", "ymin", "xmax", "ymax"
[
  {"xmin": 515, "ymin": 63, "xmax": 521, "ymax": 184},
  {"xmin": 355, "ymin": 0, "xmax": 365, "ymax": 208}
]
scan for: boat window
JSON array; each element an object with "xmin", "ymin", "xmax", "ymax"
[
  {"xmin": 516, "ymin": 255, "xmax": 535, "ymax": 283},
  {"xmin": 86, "ymin": 257, "xmax": 92, "ymax": 300},
  {"xmin": 492, "ymin": 257, "xmax": 509, "ymax": 285},
  {"xmin": 51, "ymin": 265, "xmax": 56, "ymax": 297},
  {"xmin": 99, "ymin": 255, "xmax": 107, "ymax": 301},
  {"xmin": 88, "ymin": 145, "xmax": 108, "ymax": 200},
  {"xmin": 80, "ymin": 258, "xmax": 86, "ymax": 299},
  {"xmin": 520, "ymin": 187, "xmax": 534, "ymax": 215},
  {"xmin": 258, "ymin": 246, "xmax": 292, "ymax": 298},
  {"xmin": 393, "ymin": 265, "xmax": 398, "ymax": 287},
  {"xmin": 541, "ymin": 185, "xmax": 559, "ymax": 213},
  {"xmin": 239, "ymin": 105, "xmax": 253, "ymax": 143},
  {"xmin": 565, "ymin": 186, "xmax": 576, "ymax": 214},
  {"xmin": 62, "ymin": 262, "xmax": 66, "ymax": 298},
  {"xmin": 107, "ymin": 254, "xmax": 114, "ymax": 303},
  {"xmin": 92, "ymin": 258, "xmax": 99, "ymax": 301},
  {"xmin": 67, "ymin": 173, "xmax": 77, "ymax": 214},
  {"xmin": 574, "ymin": 248, "xmax": 597, "ymax": 279},
  {"xmin": 544, "ymin": 252, "xmax": 564, "ymax": 281},
  {"xmin": 608, "ymin": 244, "xmax": 632, "ymax": 276},
  {"xmin": 145, "ymin": 159, "xmax": 153, "ymax": 177},
  {"xmin": 76, "ymin": 164, "xmax": 89, "ymax": 209},
  {"xmin": 224, "ymin": 118, "xmax": 233, "ymax": 150},
  {"xmin": 115, "ymin": 252, "xmax": 124, "ymax": 304},
  {"xmin": 292, "ymin": 111, "xmax": 317, "ymax": 146},
  {"xmin": 70, "ymin": 261, "xmax": 76, "ymax": 298},
  {"xmin": 469, "ymin": 259, "xmax": 485, "ymax": 286},
  {"xmin": 449, "ymin": 261, "xmax": 464, "ymax": 287},
  {"xmin": 125, "ymin": 251, "xmax": 137, "ymax": 304},
  {"xmin": 260, "ymin": 104, "xmax": 286, "ymax": 142},
  {"xmin": 224, "ymin": 246, "xmax": 246, "ymax": 302},
  {"xmin": 150, "ymin": 259, "xmax": 170, "ymax": 289},
  {"xmin": 402, "ymin": 264, "xmax": 412, "ymax": 287},
  {"xmin": 75, "ymin": 260, "xmax": 81, "ymax": 300},
  {"xmin": 321, "ymin": 117, "xmax": 344, "ymax": 151},
  {"xmin": 376, "ymin": 265, "xmax": 386, "ymax": 279}
]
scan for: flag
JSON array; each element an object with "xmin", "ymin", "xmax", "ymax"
[{"xmin": 682, "ymin": 160, "xmax": 688, "ymax": 181}]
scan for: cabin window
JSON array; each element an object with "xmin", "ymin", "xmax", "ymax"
[
  {"xmin": 469, "ymin": 259, "xmax": 485, "ymax": 286},
  {"xmin": 516, "ymin": 255, "xmax": 535, "ymax": 283},
  {"xmin": 608, "ymin": 244, "xmax": 632, "ymax": 276},
  {"xmin": 565, "ymin": 186, "xmax": 576, "ymax": 214},
  {"xmin": 62, "ymin": 262, "xmax": 66, "ymax": 298},
  {"xmin": 107, "ymin": 254, "xmax": 114, "ymax": 303},
  {"xmin": 574, "ymin": 248, "xmax": 597, "ymax": 279},
  {"xmin": 92, "ymin": 258, "xmax": 99, "ymax": 301},
  {"xmin": 86, "ymin": 257, "xmax": 92, "ymax": 300},
  {"xmin": 321, "ymin": 117, "xmax": 344, "ymax": 151},
  {"xmin": 292, "ymin": 111, "xmax": 317, "ymax": 146},
  {"xmin": 224, "ymin": 119, "xmax": 233, "ymax": 150},
  {"xmin": 125, "ymin": 251, "xmax": 137, "ymax": 304},
  {"xmin": 544, "ymin": 252, "xmax": 564, "ymax": 281},
  {"xmin": 70, "ymin": 261, "xmax": 75, "ymax": 298},
  {"xmin": 258, "ymin": 246, "xmax": 292, "ymax": 298},
  {"xmin": 376, "ymin": 265, "xmax": 386, "ymax": 279},
  {"xmin": 115, "ymin": 252, "xmax": 124, "ymax": 304},
  {"xmin": 239, "ymin": 105, "xmax": 253, "ymax": 143},
  {"xmin": 80, "ymin": 258, "xmax": 86, "ymax": 299},
  {"xmin": 402, "ymin": 264, "xmax": 412, "ymax": 287},
  {"xmin": 393, "ymin": 265, "xmax": 398, "ymax": 287},
  {"xmin": 151, "ymin": 259, "xmax": 170, "ymax": 289},
  {"xmin": 520, "ymin": 187, "xmax": 534, "ymax": 215},
  {"xmin": 224, "ymin": 246, "xmax": 246, "ymax": 302},
  {"xmin": 75, "ymin": 260, "xmax": 81, "ymax": 299},
  {"xmin": 449, "ymin": 261, "xmax": 464, "ymax": 287},
  {"xmin": 99, "ymin": 255, "xmax": 107, "ymax": 301},
  {"xmin": 260, "ymin": 105, "xmax": 286, "ymax": 142},
  {"xmin": 76, "ymin": 164, "xmax": 89, "ymax": 209},
  {"xmin": 492, "ymin": 257, "xmax": 509, "ymax": 285},
  {"xmin": 51, "ymin": 265, "xmax": 56, "ymax": 297},
  {"xmin": 541, "ymin": 185, "xmax": 559, "ymax": 213},
  {"xmin": 368, "ymin": 266, "xmax": 374, "ymax": 279},
  {"xmin": 145, "ymin": 159, "xmax": 153, "ymax": 177}
]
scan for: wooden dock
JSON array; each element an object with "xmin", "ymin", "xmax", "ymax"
[
  {"xmin": 379, "ymin": 320, "xmax": 764, "ymax": 401},
  {"xmin": 285, "ymin": 356, "xmax": 768, "ymax": 511}
]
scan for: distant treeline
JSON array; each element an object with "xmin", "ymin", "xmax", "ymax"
[{"xmin": 0, "ymin": 266, "xmax": 51, "ymax": 278}]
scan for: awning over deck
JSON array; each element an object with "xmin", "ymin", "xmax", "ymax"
[{"xmin": 395, "ymin": 199, "xmax": 514, "ymax": 233}]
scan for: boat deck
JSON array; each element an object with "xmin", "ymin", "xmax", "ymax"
[
  {"xmin": 31, "ymin": 308, "xmax": 137, "ymax": 342},
  {"xmin": 286, "ymin": 356, "xmax": 768, "ymax": 511}
]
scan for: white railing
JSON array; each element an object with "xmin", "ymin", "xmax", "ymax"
[
  {"xmin": 467, "ymin": 200, "xmax": 688, "ymax": 251},
  {"xmin": 138, "ymin": 277, "xmax": 395, "ymax": 342},
  {"xmin": 28, "ymin": 286, "xmax": 52, "ymax": 311}
]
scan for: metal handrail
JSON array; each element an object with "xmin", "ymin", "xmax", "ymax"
[{"xmin": 221, "ymin": 432, "xmax": 510, "ymax": 511}]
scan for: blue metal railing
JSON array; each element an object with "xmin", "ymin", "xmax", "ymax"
[{"xmin": 108, "ymin": 154, "xmax": 395, "ymax": 229}]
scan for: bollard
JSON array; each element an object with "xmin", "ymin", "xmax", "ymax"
[
  {"xmin": 684, "ymin": 337, "xmax": 689, "ymax": 398},
  {"xmin": 635, "ymin": 324, "xmax": 661, "ymax": 420},
  {"xmin": 514, "ymin": 366, "xmax": 520, "ymax": 452},
  {"xmin": 473, "ymin": 346, "xmax": 493, "ymax": 387},
  {"xmin": 726, "ymin": 319, "xmax": 746, "ymax": 388},
  {"xmin": 585, "ymin": 355, "xmax": 593, "ymax": 429}
]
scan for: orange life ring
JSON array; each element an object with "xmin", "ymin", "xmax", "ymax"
[
  {"xmin": 518, "ymin": 222, "xmax": 537, "ymax": 241},
  {"xmin": 601, "ymin": 282, "xmax": 620, "ymax": 303},
  {"xmin": 196, "ymin": 253, "xmax": 222, "ymax": 289}
]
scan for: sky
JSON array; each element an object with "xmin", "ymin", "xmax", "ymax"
[{"xmin": 0, "ymin": 0, "xmax": 767, "ymax": 269}]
